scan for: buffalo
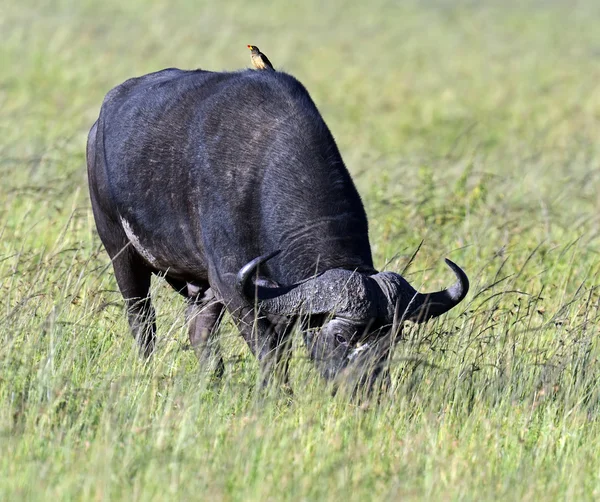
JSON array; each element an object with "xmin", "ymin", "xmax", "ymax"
[{"xmin": 87, "ymin": 67, "xmax": 468, "ymax": 390}]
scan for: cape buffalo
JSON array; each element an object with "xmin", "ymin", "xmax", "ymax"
[{"xmin": 86, "ymin": 67, "xmax": 468, "ymax": 389}]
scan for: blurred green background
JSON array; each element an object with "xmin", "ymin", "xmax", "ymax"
[{"xmin": 2, "ymin": 1, "xmax": 600, "ymax": 500}]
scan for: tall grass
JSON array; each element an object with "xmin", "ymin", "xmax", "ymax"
[{"xmin": 2, "ymin": 0, "xmax": 600, "ymax": 499}]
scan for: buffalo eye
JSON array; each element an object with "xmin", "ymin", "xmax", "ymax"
[{"xmin": 335, "ymin": 333, "xmax": 348, "ymax": 346}]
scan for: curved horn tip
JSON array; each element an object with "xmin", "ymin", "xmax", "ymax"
[
  {"xmin": 443, "ymin": 258, "xmax": 469, "ymax": 301},
  {"xmin": 256, "ymin": 249, "xmax": 282, "ymax": 264},
  {"xmin": 236, "ymin": 250, "xmax": 282, "ymax": 297}
]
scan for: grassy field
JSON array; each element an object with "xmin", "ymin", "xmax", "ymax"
[{"xmin": 2, "ymin": 0, "xmax": 600, "ymax": 499}]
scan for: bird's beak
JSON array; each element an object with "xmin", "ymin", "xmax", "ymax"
[{"xmin": 247, "ymin": 45, "xmax": 252, "ymax": 50}]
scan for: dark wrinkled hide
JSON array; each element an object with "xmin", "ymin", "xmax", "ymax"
[{"xmin": 87, "ymin": 68, "xmax": 468, "ymax": 390}]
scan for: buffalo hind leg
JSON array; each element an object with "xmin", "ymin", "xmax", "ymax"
[
  {"xmin": 186, "ymin": 288, "xmax": 225, "ymax": 377},
  {"xmin": 111, "ymin": 248, "xmax": 156, "ymax": 358}
]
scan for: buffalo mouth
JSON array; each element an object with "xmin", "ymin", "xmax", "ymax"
[
  {"xmin": 304, "ymin": 324, "xmax": 390, "ymax": 387},
  {"xmin": 304, "ymin": 329, "xmax": 349, "ymax": 381}
]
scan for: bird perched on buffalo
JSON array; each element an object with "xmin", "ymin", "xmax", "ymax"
[{"xmin": 247, "ymin": 45, "xmax": 274, "ymax": 71}]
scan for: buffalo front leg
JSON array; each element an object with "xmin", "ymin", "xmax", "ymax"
[
  {"xmin": 233, "ymin": 306, "xmax": 294, "ymax": 390},
  {"xmin": 271, "ymin": 320, "xmax": 295, "ymax": 394},
  {"xmin": 186, "ymin": 287, "xmax": 225, "ymax": 377},
  {"xmin": 210, "ymin": 273, "xmax": 289, "ymax": 389}
]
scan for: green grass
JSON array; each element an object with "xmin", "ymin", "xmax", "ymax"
[{"xmin": 3, "ymin": 0, "xmax": 600, "ymax": 499}]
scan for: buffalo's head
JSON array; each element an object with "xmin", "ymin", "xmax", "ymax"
[{"xmin": 237, "ymin": 252, "xmax": 468, "ymax": 388}]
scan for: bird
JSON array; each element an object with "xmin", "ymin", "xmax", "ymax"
[{"xmin": 247, "ymin": 45, "xmax": 275, "ymax": 71}]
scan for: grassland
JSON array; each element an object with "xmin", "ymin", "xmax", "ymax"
[{"xmin": 2, "ymin": 0, "xmax": 600, "ymax": 500}]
